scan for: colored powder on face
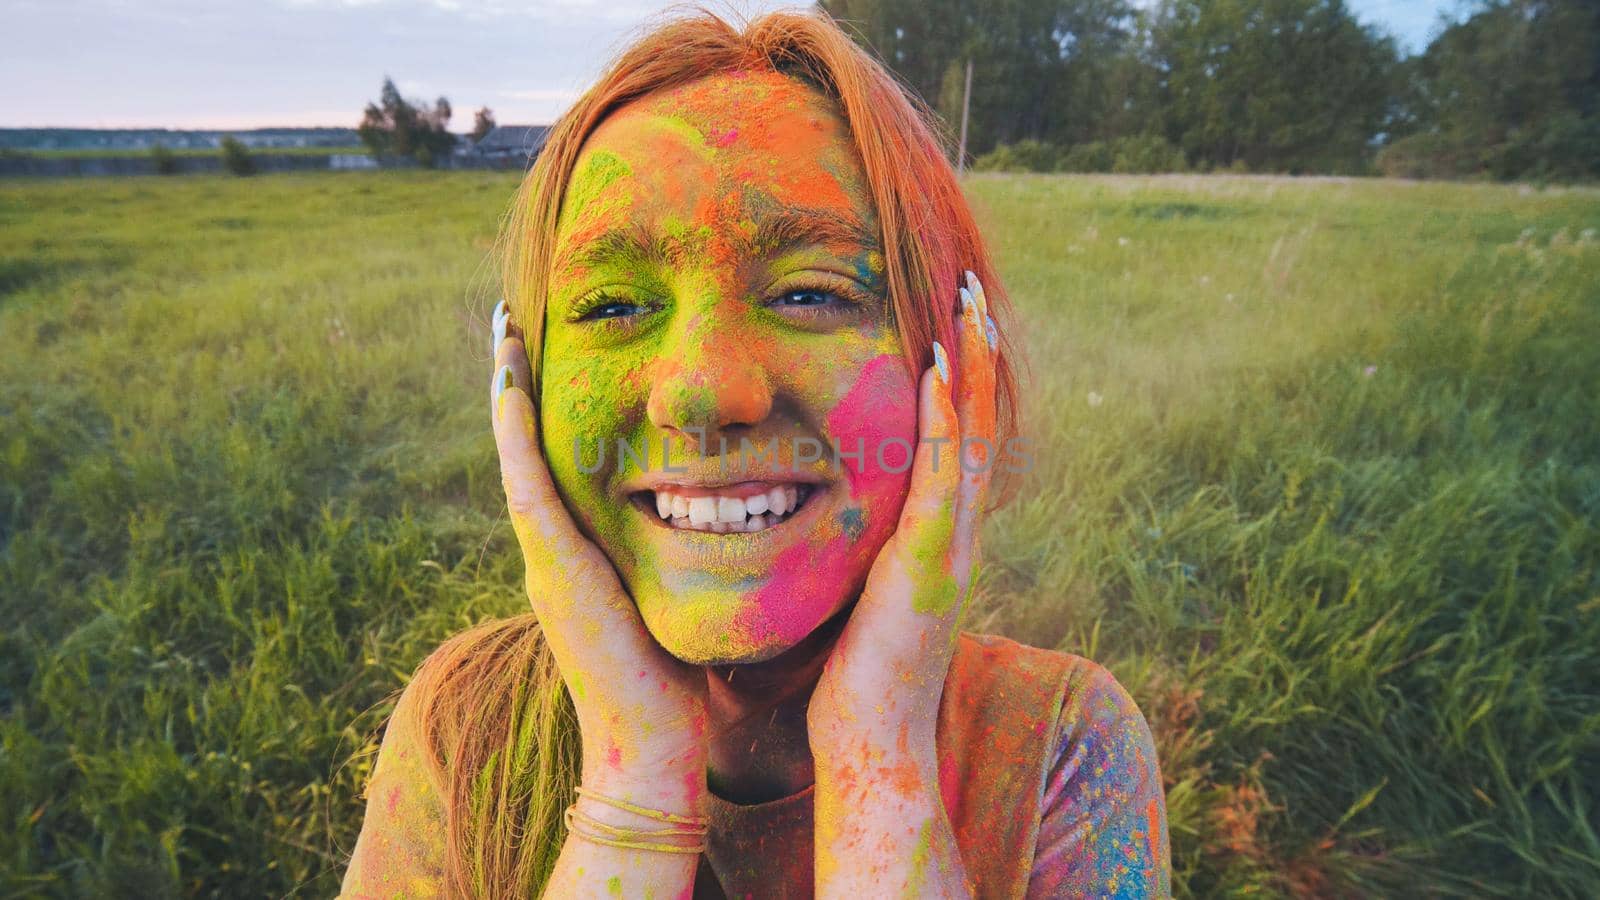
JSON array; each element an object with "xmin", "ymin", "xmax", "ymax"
[
  {"xmin": 539, "ymin": 70, "xmax": 925, "ymax": 662},
  {"xmin": 823, "ymin": 353, "xmax": 917, "ymax": 500},
  {"xmin": 839, "ymin": 507, "xmax": 865, "ymax": 540},
  {"xmin": 728, "ymin": 354, "xmax": 916, "ymax": 648},
  {"xmin": 558, "ymin": 150, "xmax": 634, "ymax": 234}
]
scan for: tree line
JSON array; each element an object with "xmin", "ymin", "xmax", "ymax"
[
  {"xmin": 817, "ymin": 0, "xmax": 1599, "ymax": 180},
  {"xmin": 356, "ymin": 77, "xmax": 497, "ymax": 168}
]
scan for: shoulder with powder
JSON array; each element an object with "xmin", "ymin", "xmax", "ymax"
[
  {"xmin": 1027, "ymin": 641, "xmax": 1171, "ymax": 898},
  {"xmin": 340, "ymin": 669, "xmax": 448, "ymax": 898}
]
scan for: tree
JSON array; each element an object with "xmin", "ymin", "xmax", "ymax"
[
  {"xmin": 220, "ymin": 136, "xmax": 255, "ymax": 176},
  {"xmin": 1390, "ymin": 0, "xmax": 1600, "ymax": 180},
  {"xmin": 471, "ymin": 107, "xmax": 497, "ymax": 143},
  {"xmin": 358, "ymin": 77, "xmax": 456, "ymax": 168},
  {"xmin": 820, "ymin": 0, "xmax": 1143, "ymax": 154},
  {"xmin": 1149, "ymin": 0, "xmax": 1399, "ymax": 173},
  {"xmin": 149, "ymin": 143, "xmax": 180, "ymax": 175}
]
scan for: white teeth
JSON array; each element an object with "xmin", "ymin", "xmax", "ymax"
[
  {"xmin": 716, "ymin": 496, "xmax": 746, "ymax": 523},
  {"xmin": 687, "ymin": 496, "xmax": 716, "ymax": 525},
  {"xmin": 647, "ymin": 485, "xmax": 813, "ymax": 534}
]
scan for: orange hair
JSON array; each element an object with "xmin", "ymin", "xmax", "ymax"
[{"xmin": 407, "ymin": 8, "xmax": 1024, "ymax": 895}]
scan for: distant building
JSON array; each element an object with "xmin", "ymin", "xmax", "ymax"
[
  {"xmin": 467, "ymin": 125, "xmax": 551, "ymax": 169},
  {"xmin": 330, "ymin": 153, "xmax": 380, "ymax": 170}
]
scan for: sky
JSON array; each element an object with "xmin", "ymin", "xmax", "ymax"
[{"xmin": 2, "ymin": 0, "xmax": 1459, "ymax": 130}]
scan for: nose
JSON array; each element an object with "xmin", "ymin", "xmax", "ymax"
[{"xmin": 647, "ymin": 326, "xmax": 773, "ymax": 451}]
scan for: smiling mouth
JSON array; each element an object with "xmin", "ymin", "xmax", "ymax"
[{"xmin": 631, "ymin": 482, "xmax": 819, "ymax": 534}]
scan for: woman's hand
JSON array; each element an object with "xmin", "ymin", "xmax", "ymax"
[
  {"xmin": 490, "ymin": 301, "xmax": 709, "ymax": 815},
  {"xmin": 807, "ymin": 272, "xmax": 997, "ymax": 897}
]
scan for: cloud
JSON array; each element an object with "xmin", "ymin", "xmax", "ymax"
[{"xmin": 497, "ymin": 87, "xmax": 581, "ymax": 102}]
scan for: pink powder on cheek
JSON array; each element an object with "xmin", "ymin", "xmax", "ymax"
[
  {"xmin": 823, "ymin": 353, "xmax": 918, "ymax": 502},
  {"xmin": 731, "ymin": 355, "xmax": 917, "ymax": 647}
]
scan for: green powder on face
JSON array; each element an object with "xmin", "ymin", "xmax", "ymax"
[
  {"xmin": 561, "ymin": 151, "xmax": 633, "ymax": 227},
  {"xmin": 607, "ymin": 875, "xmax": 623, "ymax": 895}
]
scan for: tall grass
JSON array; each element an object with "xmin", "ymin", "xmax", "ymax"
[{"xmin": 1, "ymin": 172, "xmax": 1596, "ymax": 897}]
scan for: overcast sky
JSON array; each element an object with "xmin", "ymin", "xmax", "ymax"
[{"xmin": 2, "ymin": 0, "xmax": 1458, "ymax": 129}]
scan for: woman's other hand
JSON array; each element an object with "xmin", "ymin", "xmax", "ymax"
[
  {"xmin": 807, "ymin": 271, "xmax": 997, "ymax": 897},
  {"xmin": 490, "ymin": 301, "xmax": 709, "ymax": 817}
]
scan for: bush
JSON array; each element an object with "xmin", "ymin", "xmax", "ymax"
[
  {"xmin": 1376, "ymin": 133, "xmax": 1482, "ymax": 180},
  {"xmin": 220, "ymin": 137, "xmax": 256, "ymax": 177},
  {"xmin": 1500, "ymin": 113, "xmax": 1600, "ymax": 182},
  {"xmin": 149, "ymin": 144, "xmax": 180, "ymax": 176},
  {"xmin": 1053, "ymin": 136, "xmax": 1188, "ymax": 174},
  {"xmin": 1059, "ymin": 141, "xmax": 1113, "ymax": 173},
  {"xmin": 973, "ymin": 139, "xmax": 1060, "ymax": 173},
  {"xmin": 1109, "ymin": 135, "xmax": 1188, "ymax": 174}
]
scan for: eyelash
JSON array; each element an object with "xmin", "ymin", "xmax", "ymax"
[
  {"xmin": 569, "ymin": 279, "xmax": 873, "ymax": 330},
  {"xmin": 569, "ymin": 290, "xmax": 659, "ymax": 326},
  {"xmin": 766, "ymin": 281, "xmax": 872, "ymax": 320}
]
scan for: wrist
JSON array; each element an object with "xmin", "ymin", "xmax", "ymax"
[{"xmin": 580, "ymin": 753, "xmax": 708, "ymax": 820}]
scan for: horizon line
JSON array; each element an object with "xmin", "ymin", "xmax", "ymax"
[{"xmin": 0, "ymin": 121, "xmax": 555, "ymax": 132}]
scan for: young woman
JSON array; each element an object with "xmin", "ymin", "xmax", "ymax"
[{"xmin": 342, "ymin": 10, "xmax": 1168, "ymax": 898}]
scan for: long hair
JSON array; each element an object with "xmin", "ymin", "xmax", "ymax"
[{"xmin": 405, "ymin": 8, "xmax": 1023, "ymax": 895}]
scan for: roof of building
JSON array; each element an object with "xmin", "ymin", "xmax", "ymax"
[{"xmin": 474, "ymin": 124, "xmax": 551, "ymax": 154}]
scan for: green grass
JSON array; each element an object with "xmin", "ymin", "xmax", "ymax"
[{"xmin": 1, "ymin": 171, "xmax": 1597, "ymax": 897}]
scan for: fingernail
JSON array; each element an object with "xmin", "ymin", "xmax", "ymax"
[
  {"xmin": 959, "ymin": 287, "xmax": 978, "ymax": 323},
  {"xmin": 932, "ymin": 341, "xmax": 949, "ymax": 383},
  {"xmin": 964, "ymin": 269, "xmax": 978, "ymax": 291},
  {"xmin": 985, "ymin": 315, "xmax": 998, "ymax": 350},
  {"xmin": 492, "ymin": 300, "xmax": 508, "ymax": 348},
  {"xmin": 493, "ymin": 364, "xmax": 512, "ymax": 416}
]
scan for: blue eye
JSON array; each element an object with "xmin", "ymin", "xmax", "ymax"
[
  {"xmin": 774, "ymin": 289, "xmax": 839, "ymax": 308},
  {"xmin": 581, "ymin": 300, "xmax": 648, "ymax": 321}
]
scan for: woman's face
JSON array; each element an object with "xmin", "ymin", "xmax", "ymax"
[{"xmin": 539, "ymin": 70, "xmax": 918, "ymax": 665}]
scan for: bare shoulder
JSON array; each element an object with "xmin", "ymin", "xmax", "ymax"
[
  {"xmin": 340, "ymin": 614, "xmax": 548, "ymax": 898},
  {"xmin": 339, "ymin": 674, "xmax": 448, "ymax": 899}
]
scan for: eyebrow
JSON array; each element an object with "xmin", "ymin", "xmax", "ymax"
[{"xmin": 554, "ymin": 206, "xmax": 880, "ymax": 274}]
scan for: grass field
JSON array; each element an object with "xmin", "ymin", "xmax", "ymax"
[{"xmin": 2, "ymin": 170, "xmax": 1597, "ymax": 898}]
